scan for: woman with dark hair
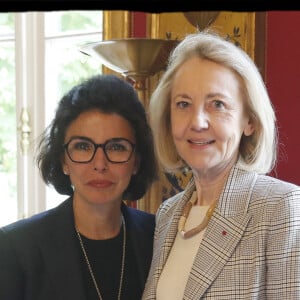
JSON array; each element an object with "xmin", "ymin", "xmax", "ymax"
[{"xmin": 0, "ymin": 74, "xmax": 158, "ymax": 300}]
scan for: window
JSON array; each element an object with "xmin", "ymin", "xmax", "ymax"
[
  {"xmin": 0, "ymin": 13, "xmax": 16, "ymax": 226},
  {"xmin": 0, "ymin": 11, "xmax": 103, "ymax": 226}
]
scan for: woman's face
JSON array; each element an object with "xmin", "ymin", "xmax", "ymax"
[
  {"xmin": 170, "ymin": 56, "xmax": 253, "ymax": 177},
  {"xmin": 62, "ymin": 110, "xmax": 139, "ymax": 207}
]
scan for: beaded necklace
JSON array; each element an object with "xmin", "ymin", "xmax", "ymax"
[{"xmin": 178, "ymin": 193, "xmax": 216, "ymax": 239}]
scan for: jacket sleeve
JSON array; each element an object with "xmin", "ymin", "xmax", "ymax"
[{"xmin": 266, "ymin": 188, "xmax": 300, "ymax": 298}]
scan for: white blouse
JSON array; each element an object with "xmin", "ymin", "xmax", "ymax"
[{"xmin": 157, "ymin": 205, "xmax": 210, "ymax": 300}]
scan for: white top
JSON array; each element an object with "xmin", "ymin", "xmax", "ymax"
[{"xmin": 156, "ymin": 205, "xmax": 210, "ymax": 300}]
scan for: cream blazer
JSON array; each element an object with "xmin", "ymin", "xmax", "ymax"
[{"xmin": 142, "ymin": 165, "xmax": 300, "ymax": 299}]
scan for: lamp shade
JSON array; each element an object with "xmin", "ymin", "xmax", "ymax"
[{"xmin": 80, "ymin": 38, "xmax": 179, "ymax": 79}]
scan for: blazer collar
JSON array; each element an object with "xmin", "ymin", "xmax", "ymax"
[
  {"xmin": 157, "ymin": 165, "xmax": 258, "ymax": 299},
  {"xmin": 188, "ymin": 166, "xmax": 257, "ymax": 299},
  {"xmin": 38, "ymin": 198, "xmax": 87, "ymax": 300},
  {"xmin": 122, "ymin": 203, "xmax": 154, "ymax": 287}
]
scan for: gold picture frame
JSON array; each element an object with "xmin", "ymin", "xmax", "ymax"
[{"xmin": 147, "ymin": 11, "xmax": 255, "ymax": 58}]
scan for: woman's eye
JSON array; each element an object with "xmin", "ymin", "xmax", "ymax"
[
  {"xmin": 75, "ymin": 142, "xmax": 92, "ymax": 151},
  {"xmin": 213, "ymin": 100, "xmax": 225, "ymax": 109},
  {"xmin": 176, "ymin": 101, "xmax": 190, "ymax": 109},
  {"xmin": 107, "ymin": 143, "xmax": 126, "ymax": 152}
]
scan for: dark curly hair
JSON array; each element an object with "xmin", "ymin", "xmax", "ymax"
[{"xmin": 36, "ymin": 74, "xmax": 158, "ymax": 200}]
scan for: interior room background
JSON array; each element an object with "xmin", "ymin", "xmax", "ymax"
[{"xmin": 0, "ymin": 10, "xmax": 299, "ymax": 226}]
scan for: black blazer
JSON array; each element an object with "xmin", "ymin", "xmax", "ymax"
[{"xmin": 0, "ymin": 198, "xmax": 155, "ymax": 300}]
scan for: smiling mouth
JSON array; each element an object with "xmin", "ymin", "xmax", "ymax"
[{"xmin": 188, "ymin": 140, "xmax": 214, "ymax": 145}]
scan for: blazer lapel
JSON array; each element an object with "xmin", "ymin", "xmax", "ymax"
[
  {"xmin": 185, "ymin": 212, "xmax": 251, "ymax": 299},
  {"xmin": 123, "ymin": 205, "xmax": 155, "ymax": 287},
  {"xmin": 184, "ymin": 166, "xmax": 258, "ymax": 299},
  {"xmin": 38, "ymin": 199, "xmax": 87, "ymax": 300}
]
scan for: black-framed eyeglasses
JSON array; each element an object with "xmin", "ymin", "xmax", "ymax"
[{"xmin": 63, "ymin": 137, "xmax": 136, "ymax": 164}]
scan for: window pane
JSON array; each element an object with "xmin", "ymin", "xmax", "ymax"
[
  {"xmin": 0, "ymin": 13, "xmax": 14, "ymax": 38},
  {"xmin": 45, "ymin": 11, "xmax": 102, "ymax": 36},
  {"xmin": 0, "ymin": 13, "xmax": 16, "ymax": 226},
  {"xmin": 45, "ymin": 34, "xmax": 102, "ymax": 107}
]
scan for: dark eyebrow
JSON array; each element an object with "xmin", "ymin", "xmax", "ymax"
[
  {"xmin": 66, "ymin": 136, "xmax": 135, "ymax": 144},
  {"xmin": 66, "ymin": 136, "xmax": 93, "ymax": 143}
]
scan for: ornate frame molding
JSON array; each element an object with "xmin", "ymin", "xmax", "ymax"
[{"xmin": 103, "ymin": 11, "xmax": 131, "ymax": 40}]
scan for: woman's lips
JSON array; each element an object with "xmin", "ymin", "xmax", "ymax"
[
  {"xmin": 188, "ymin": 139, "xmax": 214, "ymax": 145},
  {"xmin": 87, "ymin": 180, "xmax": 113, "ymax": 188}
]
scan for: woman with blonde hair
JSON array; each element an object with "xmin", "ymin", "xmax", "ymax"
[{"xmin": 142, "ymin": 31, "xmax": 300, "ymax": 299}]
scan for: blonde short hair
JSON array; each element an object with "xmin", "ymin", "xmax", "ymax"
[{"xmin": 149, "ymin": 30, "xmax": 277, "ymax": 174}]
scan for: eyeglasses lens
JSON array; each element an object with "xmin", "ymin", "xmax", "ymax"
[{"xmin": 66, "ymin": 138, "xmax": 134, "ymax": 163}]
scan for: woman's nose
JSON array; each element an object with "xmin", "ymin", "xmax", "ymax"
[
  {"xmin": 92, "ymin": 147, "xmax": 108, "ymax": 171},
  {"xmin": 191, "ymin": 108, "xmax": 209, "ymax": 130}
]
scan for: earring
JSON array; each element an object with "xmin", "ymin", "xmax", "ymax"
[{"xmin": 63, "ymin": 169, "xmax": 69, "ymax": 175}]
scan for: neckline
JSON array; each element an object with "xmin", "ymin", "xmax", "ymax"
[
  {"xmin": 76, "ymin": 215, "xmax": 126, "ymax": 300},
  {"xmin": 178, "ymin": 192, "xmax": 216, "ymax": 239}
]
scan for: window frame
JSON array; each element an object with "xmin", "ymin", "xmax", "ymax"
[{"xmin": 0, "ymin": 11, "xmax": 131, "ymax": 224}]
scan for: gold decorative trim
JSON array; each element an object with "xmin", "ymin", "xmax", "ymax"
[
  {"xmin": 103, "ymin": 11, "xmax": 131, "ymax": 40},
  {"xmin": 147, "ymin": 12, "xmax": 255, "ymax": 59}
]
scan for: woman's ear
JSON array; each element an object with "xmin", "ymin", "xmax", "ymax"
[
  {"xmin": 62, "ymin": 158, "xmax": 69, "ymax": 175},
  {"xmin": 243, "ymin": 119, "xmax": 255, "ymax": 136},
  {"xmin": 63, "ymin": 165, "xmax": 69, "ymax": 175}
]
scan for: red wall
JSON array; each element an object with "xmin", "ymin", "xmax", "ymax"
[
  {"xmin": 266, "ymin": 11, "xmax": 300, "ymax": 185},
  {"xmin": 132, "ymin": 12, "xmax": 147, "ymax": 37}
]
